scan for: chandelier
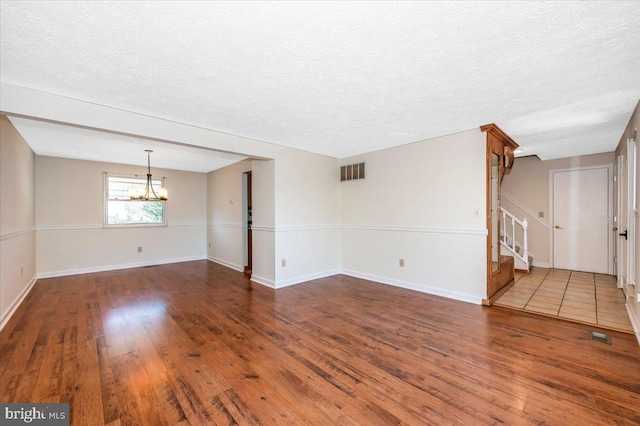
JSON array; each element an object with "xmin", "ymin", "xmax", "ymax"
[{"xmin": 129, "ymin": 150, "xmax": 168, "ymax": 201}]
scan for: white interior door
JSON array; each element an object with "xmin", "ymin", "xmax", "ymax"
[{"xmin": 552, "ymin": 167, "xmax": 611, "ymax": 273}]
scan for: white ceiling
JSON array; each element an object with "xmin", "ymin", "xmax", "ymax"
[
  {"xmin": 1, "ymin": 1, "xmax": 639, "ymax": 171},
  {"xmin": 5, "ymin": 116, "xmax": 247, "ymax": 173}
]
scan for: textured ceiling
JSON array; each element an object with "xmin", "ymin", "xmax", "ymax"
[
  {"xmin": 1, "ymin": 1, "xmax": 639, "ymax": 169},
  {"xmin": 5, "ymin": 116, "xmax": 247, "ymax": 173}
]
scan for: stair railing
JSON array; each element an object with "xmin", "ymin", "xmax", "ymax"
[{"xmin": 500, "ymin": 207, "xmax": 529, "ymax": 271}]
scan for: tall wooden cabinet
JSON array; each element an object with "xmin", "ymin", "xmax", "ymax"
[{"xmin": 481, "ymin": 124, "xmax": 518, "ymax": 304}]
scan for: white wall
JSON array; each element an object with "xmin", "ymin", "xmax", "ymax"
[
  {"xmin": 0, "ymin": 115, "xmax": 36, "ymax": 329},
  {"xmin": 340, "ymin": 128, "xmax": 488, "ymax": 303},
  {"xmin": 207, "ymin": 159, "xmax": 252, "ymax": 271},
  {"xmin": 207, "ymin": 150, "xmax": 342, "ymax": 289},
  {"xmin": 250, "ymin": 159, "xmax": 276, "ymax": 287},
  {"xmin": 273, "ymin": 149, "xmax": 341, "ymax": 287},
  {"xmin": 36, "ymin": 156, "xmax": 207, "ymax": 277}
]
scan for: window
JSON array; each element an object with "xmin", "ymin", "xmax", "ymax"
[{"xmin": 104, "ymin": 173, "xmax": 166, "ymax": 226}]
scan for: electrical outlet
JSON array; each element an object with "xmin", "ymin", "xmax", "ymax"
[
  {"xmin": 208, "ymin": 242, "xmax": 211, "ymax": 248},
  {"xmin": 399, "ymin": 258, "xmax": 405, "ymax": 267},
  {"xmin": 281, "ymin": 258, "xmax": 286, "ymax": 267},
  {"xmin": 21, "ymin": 266, "xmax": 24, "ymax": 276},
  {"xmin": 137, "ymin": 246, "xmax": 143, "ymax": 253}
]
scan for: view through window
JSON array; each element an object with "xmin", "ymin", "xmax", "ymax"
[{"xmin": 105, "ymin": 174, "xmax": 166, "ymax": 225}]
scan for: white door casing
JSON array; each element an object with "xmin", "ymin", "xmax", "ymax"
[
  {"xmin": 618, "ymin": 146, "xmax": 628, "ymax": 288},
  {"xmin": 615, "ymin": 140, "xmax": 637, "ymax": 295},
  {"xmin": 551, "ymin": 165, "xmax": 613, "ymax": 274},
  {"xmin": 626, "ymin": 138, "xmax": 637, "ymax": 295}
]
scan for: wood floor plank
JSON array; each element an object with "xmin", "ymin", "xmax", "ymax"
[
  {"xmin": 1, "ymin": 260, "xmax": 639, "ymax": 425},
  {"xmin": 110, "ymin": 352, "xmax": 144, "ymax": 426},
  {"xmin": 125, "ymin": 320, "xmax": 187, "ymax": 425},
  {"xmin": 96, "ymin": 336, "xmax": 121, "ymax": 425},
  {"xmin": 73, "ymin": 338, "xmax": 105, "ymax": 425}
]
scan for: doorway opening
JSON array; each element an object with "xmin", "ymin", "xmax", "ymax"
[{"xmin": 242, "ymin": 171, "xmax": 252, "ymax": 277}]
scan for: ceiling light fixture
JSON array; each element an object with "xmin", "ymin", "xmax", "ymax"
[{"xmin": 129, "ymin": 150, "xmax": 168, "ymax": 201}]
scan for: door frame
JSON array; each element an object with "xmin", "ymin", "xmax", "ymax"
[
  {"xmin": 616, "ymin": 148, "xmax": 626, "ymax": 288},
  {"xmin": 616, "ymin": 138, "xmax": 637, "ymax": 293},
  {"xmin": 242, "ymin": 171, "xmax": 252, "ymax": 276},
  {"xmin": 627, "ymin": 138, "xmax": 637, "ymax": 292},
  {"xmin": 548, "ymin": 164, "xmax": 614, "ymax": 274}
]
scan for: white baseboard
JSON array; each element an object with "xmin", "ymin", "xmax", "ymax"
[
  {"xmin": 206, "ymin": 259, "xmax": 339, "ymax": 290},
  {"xmin": 625, "ymin": 302, "xmax": 640, "ymax": 345},
  {"xmin": 206, "ymin": 256, "xmax": 244, "ymax": 272},
  {"xmin": 531, "ymin": 261, "xmax": 551, "ymax": 268},
  {"xmin": 37, "ymin": 255, "xmax": 207, "ymax": 279},
  {"xmin": 341, "ymin": 269, "xmax": 483, "ymax": 305},
  {"xmin": 275, "ymin": 269, "xmax": 340, "ymax": 289},
  {"xmin": 250, "ymin": 274, "xmax": 275, "ymax": 289},
  {"xmin": 217, "ymin": 260, "xmax": 481, "ymax": 304},
  {"xmin": 0, "ymin": 274, "xmax": 38, "ymax": 331}
]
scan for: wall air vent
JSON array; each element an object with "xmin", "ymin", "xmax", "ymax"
[{"xmin": 340, "ymin": 162, "xmax": 365, "ymax": 182}]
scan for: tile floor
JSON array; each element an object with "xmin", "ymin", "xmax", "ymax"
[{"xmin": 494, "ymin": 267, "xmax": 634, "ymax": 333}]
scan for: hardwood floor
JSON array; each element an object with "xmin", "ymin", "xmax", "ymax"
[{"xmin": 1, "ymin": 260, "xmax": 639, "ymax": 425}]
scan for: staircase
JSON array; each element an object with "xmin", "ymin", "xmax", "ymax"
[{"xmin": 499, "ymin": 207, "xmax": 533, "ymax": 272}]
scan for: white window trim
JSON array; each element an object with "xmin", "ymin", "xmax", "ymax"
[{"xmin": 103, "ymin": 172, "xmax": 168, "ymax": 228}]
